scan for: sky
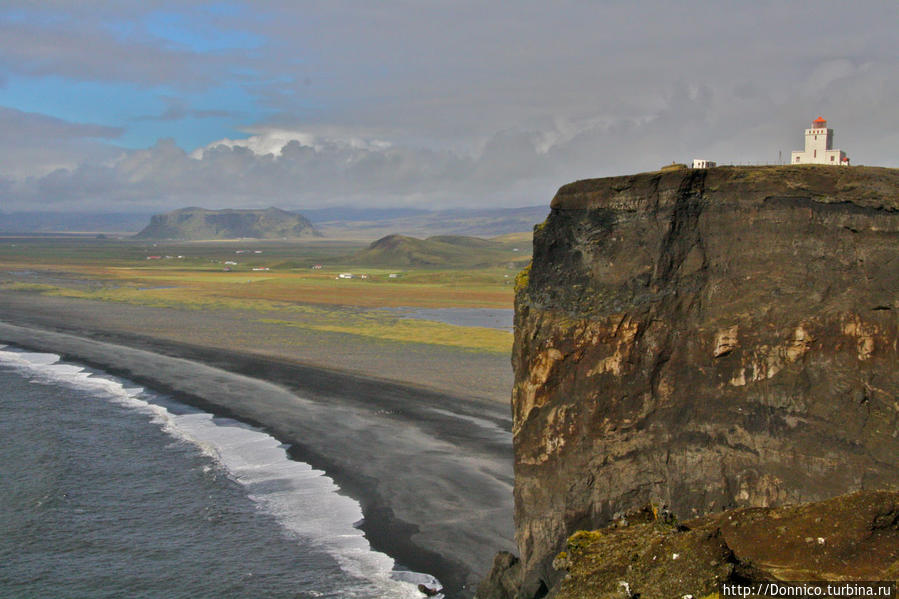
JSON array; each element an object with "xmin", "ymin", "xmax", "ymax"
[{"xmin": 1, "ymin": 0, "xmax": 897, "ymax": 213}]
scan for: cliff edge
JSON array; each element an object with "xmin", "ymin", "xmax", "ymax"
[{"xmin": 505, "ymin": 165, "xmax": 899, "ymax": 597}]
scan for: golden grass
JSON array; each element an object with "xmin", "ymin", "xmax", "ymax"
[
  {"xmin": 1, "ymin": 279, "xmax": 513, "ymax": 354},
  {"xmin": 259, "ymin": 317, "xmax": 511, "ymax": 354},
  {"xmin": 0, "ymin": 243, "xmax": 517, "ymax": 353},
  {"xmin": 0, "ymin": 261, "xmax": 514, "ymax": 309}
]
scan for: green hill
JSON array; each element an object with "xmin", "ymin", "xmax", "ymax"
[
  {"xmin": 134, "ymin": 207, "xmax": 320, "ymax": 240},
  {"xmin": 351, "ymin": 234, "xmax": 529, "ymax": 268}
]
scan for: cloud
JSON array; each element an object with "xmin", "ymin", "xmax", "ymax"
[
  {"xmin": 1, "ymin": 1, "xmax": 898, "ymax": 212},
  {"xmin": 0, "ymin": 4, "xmax": 254, "ymax": 90},
  {"xmin": 0, "ymin": 106, "xmax": 122, "ymax": 140},
  {"xmin": 132, "ymin": 97, "xmax": 237, "ymax": 122},
  {"xmin": 0, "ymin": 23, "xmax": 214, "ymax": 89},
  {"xmin": 2, "ymin": 130, "xmax": 543, "ymax": 212},
  {"xmin": 0, "ymin": 107, "xmax": 123, "ymax": 179}
]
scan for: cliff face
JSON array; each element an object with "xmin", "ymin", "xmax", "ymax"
[{"xmin": 511, "ymin": 166, "xmax": 899, "ymax": 597}]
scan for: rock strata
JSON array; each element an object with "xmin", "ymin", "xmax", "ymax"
[{"xmin": 506, "ymin": 166, "xmax": 899, "ymax": 597}]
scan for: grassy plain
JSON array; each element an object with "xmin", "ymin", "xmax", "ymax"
[{"xmin": 0, "ymin": 235, "xmax": 526, "ymax": 354}]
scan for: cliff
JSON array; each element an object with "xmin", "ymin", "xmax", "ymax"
[
  {"xmin": 134, "ymin": 207, "xmax": 320, "ymax": 240},
  {"xmin": 504, "ymin": 165, "xmax": 899, "ymax": 597}
]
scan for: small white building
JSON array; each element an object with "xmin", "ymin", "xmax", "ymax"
[
  {"xmin": 790, "ymin": 117, "xmax": 849, "ymax": 165},
  {"xmin": 692, "ymin": 159, "xmax": 716, "ymax": 169}
]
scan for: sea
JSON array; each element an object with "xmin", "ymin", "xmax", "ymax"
[{"xmin": 0, "ymin": 345, "xmax": 441, "ymax": 598}]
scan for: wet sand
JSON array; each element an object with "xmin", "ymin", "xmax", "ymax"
[{"xmin": 0, "ymin": 293, "xmax": 515, "ymax": 598}]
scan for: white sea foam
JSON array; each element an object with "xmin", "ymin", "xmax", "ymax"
[
  {"xmin": 0, "ymin": 347, "xmax": 443, "ymax": 598},
  {"xmin": 429, "ymin": 406, "xmax": 513, "ymax": 443}
]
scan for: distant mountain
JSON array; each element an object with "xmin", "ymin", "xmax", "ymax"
[
  {"xmin": 352, "ymin": 233, "xmax": 529, "ymax": 268},
  {"xmin": 313, "ymin": 205, "xmax": 549, "ymax": 239},
  {"xmin": 300, "ymin": 206, "xmax": 429, "ymax": 223},
  {"xmin": 0, "ymin": 211, "xmax": 152, "ymax": 233},
  {"xmin": 134, "ymin": 207, "xmax": 321, "ymax": 240}
]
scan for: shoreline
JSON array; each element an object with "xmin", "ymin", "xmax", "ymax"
[
  {"xmin": 0, "ymin": 320, "xmax": 514, "ymax": 598},
  {"xmin": 0, "ymin": 291, "xmax": 513, "ymax": 404}
]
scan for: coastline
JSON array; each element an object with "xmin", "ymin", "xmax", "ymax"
[
  {"xmin": 0, "ymin": 318, "xmax": 515, "ymax": 598},
  {"xmin": 0, "ymin": 291, "xmax": 513, "ymax": 404}
]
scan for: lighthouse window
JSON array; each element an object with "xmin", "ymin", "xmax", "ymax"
[{"xmin": 831, "ymin": 155, "xmax": 835, "ymax": 161}]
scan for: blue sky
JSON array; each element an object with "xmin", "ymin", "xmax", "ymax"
[{"xmin": 1, "ymin": 1, "xmax": 897, "ymax": 212}]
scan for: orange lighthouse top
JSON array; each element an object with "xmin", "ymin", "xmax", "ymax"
[{"xmin": 813, "ymin": 116, "xmax": 827, "ymax": 128}]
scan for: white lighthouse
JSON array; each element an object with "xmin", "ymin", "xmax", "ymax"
[{"xmin": 790, "ymin": 117, "xmax": 849, "ymax": 165}]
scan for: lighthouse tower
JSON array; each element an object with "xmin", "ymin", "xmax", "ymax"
[{"xmin": 790, "ymin": 117, "xmax": 849, "ymax": 165}]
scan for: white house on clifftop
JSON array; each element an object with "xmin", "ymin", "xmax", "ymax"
[{"xmin": 791, "ymin": 117, "xmax": 849, "ymax": 165}]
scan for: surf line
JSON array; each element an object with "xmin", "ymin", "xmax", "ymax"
[{"xmin": 0, "ymin": 345, "xmax": 443, "ymax": 599}]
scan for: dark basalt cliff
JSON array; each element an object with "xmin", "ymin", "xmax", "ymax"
[{"xmin": 502, "ymin": 165, "xmax": 899, "ymax": 597}]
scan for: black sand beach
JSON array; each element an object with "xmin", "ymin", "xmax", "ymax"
[{"xmin": 0, "ymin": 295, "xmax": 515, "ymax": 597}]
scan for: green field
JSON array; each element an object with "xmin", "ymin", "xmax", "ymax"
[{"xmin": 0, "ymin": 234, "xmax": 530, "ymax": 354}]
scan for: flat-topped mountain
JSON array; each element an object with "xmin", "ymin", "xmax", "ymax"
[
  {"xmin": 352, "ymin": 233, "xmax": 529, "ymax": 268},
  {"xmin": 134, "ymin": 207, "xmax": 320, "ymax": 240}
]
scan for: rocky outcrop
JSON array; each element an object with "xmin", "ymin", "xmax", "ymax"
[
  {"xmin": 553, "ymin": 491, "xmax": 899, "ymax": 599},
  {"xmin": 476, "ymin": 552, "xmax": 523, "ymax": 599},
  {"xmin": 508, "ymin": 166, "xmax": 899, "ymax": 597}
]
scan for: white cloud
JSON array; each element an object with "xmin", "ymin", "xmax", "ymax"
[{"xmin": 189, "ymin": 129, "xmax": 393, "ymax": 159}]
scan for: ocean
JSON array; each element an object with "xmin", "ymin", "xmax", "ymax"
[{"xmin": 0, "ymin": 345, "xmax": 441, "ymax": 598}]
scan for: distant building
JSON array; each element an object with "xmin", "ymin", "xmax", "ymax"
[
  {"xmin": 692, "ymin": 159, "xmax": 716, "ymax": 169},
  {"xmin": 791, "ymin": 117, "xmax": 849, "ymax": 165}
]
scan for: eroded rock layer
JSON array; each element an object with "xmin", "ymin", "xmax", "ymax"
[{"xmin": 512, "ymin": 166, "xmax": 899, "ymax": 597}]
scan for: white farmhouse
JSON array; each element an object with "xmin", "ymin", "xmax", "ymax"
[
  {"xmin": 791, "ymin": 117, "xmax": 849, "ymax": 165},
  {"xmin": 692, "ymin": 159, "xmax": 716, "ymax": 169}
]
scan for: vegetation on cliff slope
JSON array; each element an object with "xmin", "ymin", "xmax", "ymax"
[{"xmin": 553, "ymin": 492, "xmax": 899, "ymax": 599}]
